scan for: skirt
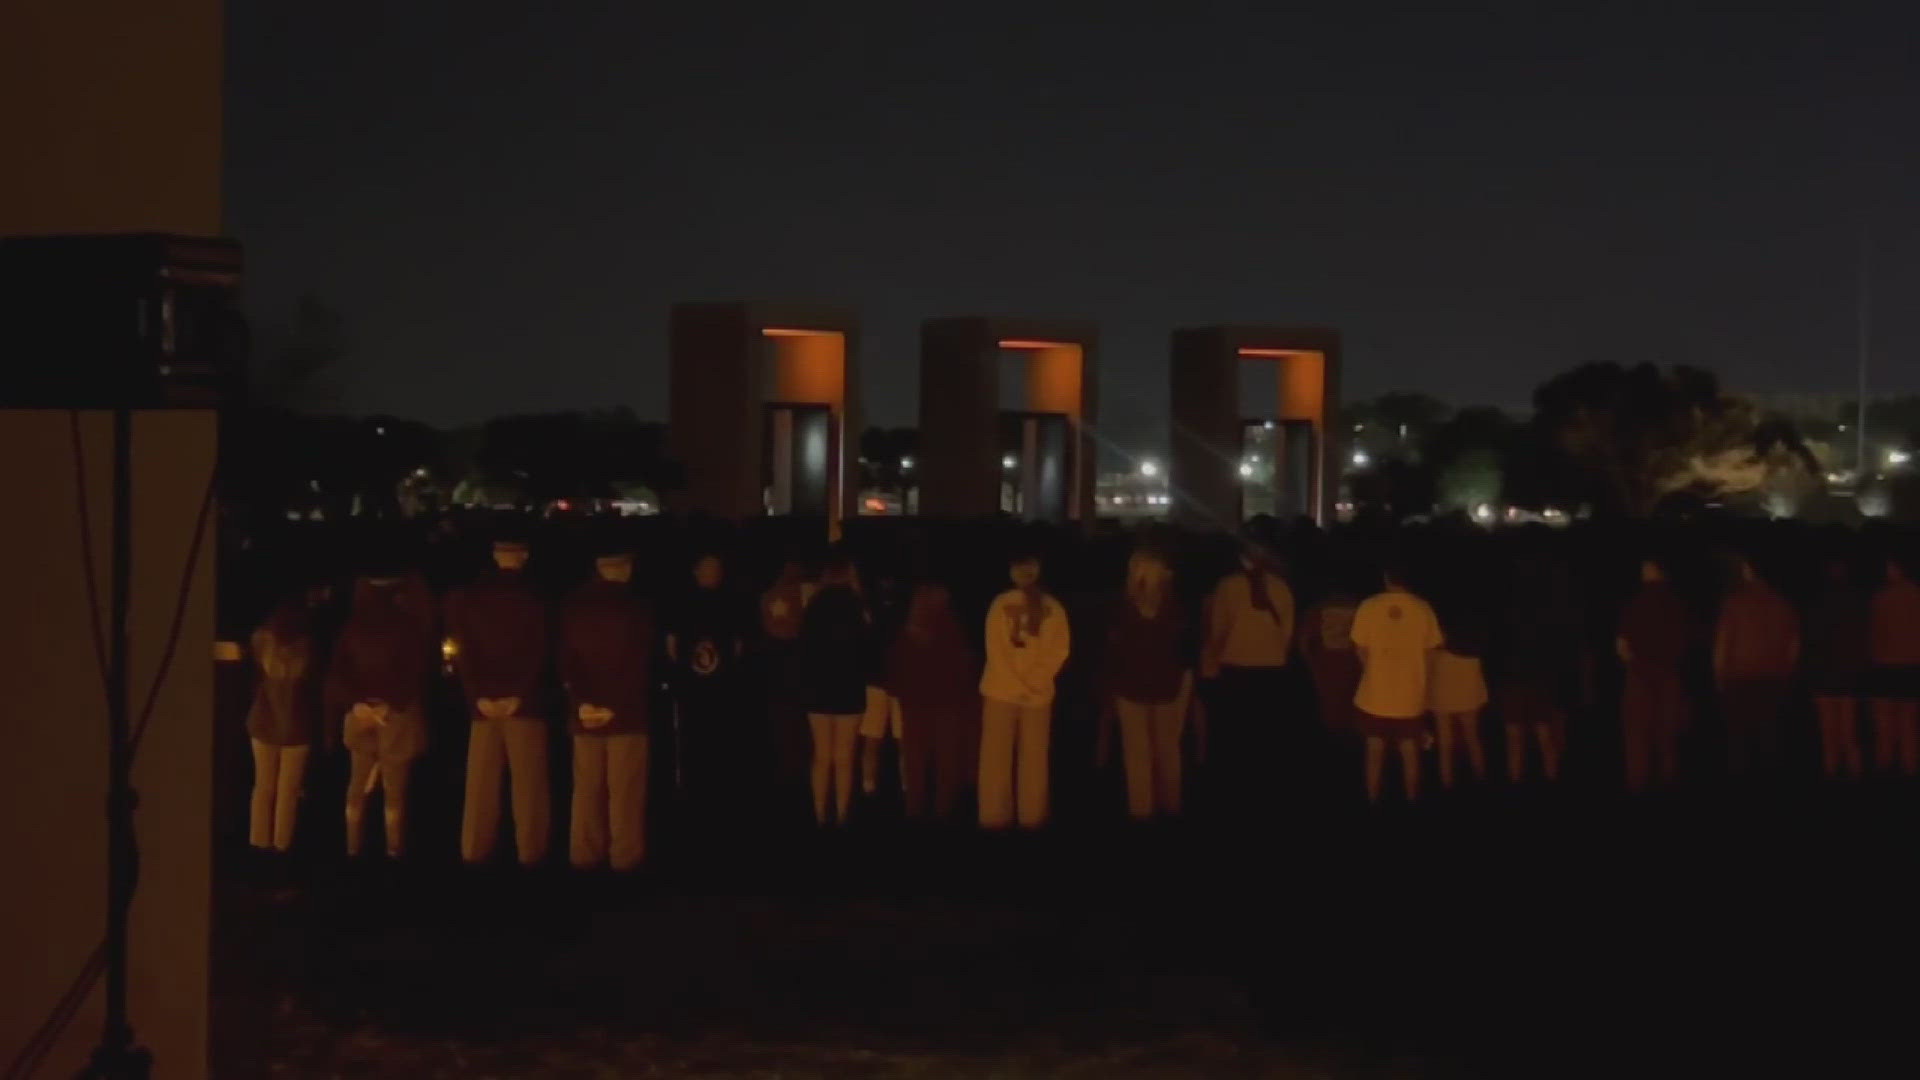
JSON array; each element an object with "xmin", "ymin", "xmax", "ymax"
[{"xmin": 1428, "ymin": 651, "xmax": 1489, "ymax": 715}]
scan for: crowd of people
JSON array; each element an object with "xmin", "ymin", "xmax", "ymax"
[{"xmin": 233, "ymin": 514, "xmax": 1920, "ymax": 869}]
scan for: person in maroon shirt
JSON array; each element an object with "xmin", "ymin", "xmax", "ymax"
[
  {"xmin": 1714, "ymin": 554, "xmax": 1800, "ymax": 779},
  {"xmin": 445, "ymin": 531, "xmax": 552, "ymax": 867},
  {"xmin": 1102, "ymin": 549, "xmax": 1193, "ymax": 821},
  {"xmin": 326, "ymin": 566, "xmax": 436, "ymax": 858},
  {"xmin": 885, "ymin": 581, "xmax": 980, "ymax": 822},
  {"xmin": 559, "ymin": 544, "xmax": 658, "ymax": 871},
  {"xmin": 1616, "ymin": 557, "xmax": 1692, "ymax": 793}
]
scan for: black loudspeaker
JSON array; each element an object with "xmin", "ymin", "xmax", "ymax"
[{"xmin": 0, "ymin": 233, "xmax": 244, "ymax": 408}]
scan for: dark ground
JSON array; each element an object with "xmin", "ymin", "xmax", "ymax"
[{"xmin": 212, "ymin": 769, "xmax": 1920, "ymax": 1079}]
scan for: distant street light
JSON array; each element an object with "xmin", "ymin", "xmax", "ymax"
[
  {"xmin": 1351, "ymin": 450, "xmax": 1371, "ymax": 468},
  {"xmin": 1139, "ymin": 459, "xmax": 1159, "ymax": 478},
  {"xmin": 1238, "ymin": 462, "xmax": 1254, "ymax": 479},
  {"xmin": 1002, "ymin": 454, "xmax": 1016, "ymax": 470},
  {"xmin": 900, "ymin": 456, "xmax": 914, "ymax": 471},
  {"xmin": 1888, "ymin": 448, "xmax": 1911, "ymax": 467}
]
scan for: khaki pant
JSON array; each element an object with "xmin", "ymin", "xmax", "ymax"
[
  {"xmin": 571, "ymin": 732, "xmax": 649, "ymax": 871},
  {"xmin": 979, "ymin": 698, "xmax": 1051, "ymax": 829},
  {"xmin": 344, "ymin": 711, "xmax": 423, "ymax": 858},
  {"xmin": 461, "ymin": 717, "xmax": 552, "ymax": 866},
  {"xmin": 249, "ymin": 739, "xmax": 309, "ymax": 852},
  {"xmin": 1115, "ymin": 691, "xmax": 1188, "ymax": 820}
]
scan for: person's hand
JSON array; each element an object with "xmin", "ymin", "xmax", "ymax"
[
  {"xmin": 577, "ymin": 704, "xmax": 613, "ymax": 730},
  {"xmin": 478, "ymin": 696, "xmax": 521, "ymax": 720}
]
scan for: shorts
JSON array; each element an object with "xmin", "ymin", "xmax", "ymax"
[
  {"xmin": 858, "ymin": 686, "xmax": 900, "ymax": 739},
  {"xmin": 1354, "ymin": 709, "xmax": 1425, "ymax": 742}
]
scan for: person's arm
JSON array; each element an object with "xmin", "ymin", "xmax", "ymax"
[
  {"xmin": 1274, "ymin": 578, "xmax": 1297, "ymax": 659},
  {"xmin": 1033, "ymin": 598, "xmax": 1071, "ymax": 685},
  {"xmin": 1615, "ymin": 634, "xmax": 1632, "ymax": 664},
  {"xmin": 1200, "ymin": 584, "xmax": 1228, "ymax": 679},
  {"xmin": 982, "ymin": 595, "xmax": 1013, "ymax": 690}
]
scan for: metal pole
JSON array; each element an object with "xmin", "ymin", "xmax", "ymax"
[
  {"xmin": 1857, "ymin": 231, "xmax": 1870, "ymax": 477},
  {"xmin": 87, "ymin": 407, "xmax": 151, "ymax": 1079}
]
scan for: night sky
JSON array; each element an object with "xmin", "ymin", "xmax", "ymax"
[{"xmin": 226, "ymin": 7, "xmax": 1920, "ymax": 447}]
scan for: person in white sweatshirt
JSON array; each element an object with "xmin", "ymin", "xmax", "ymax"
[{"xmin": 978, "ymin": 550, "xmax": 1072, "ymax": 829}]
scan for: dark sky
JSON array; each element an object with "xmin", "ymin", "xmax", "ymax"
[{"xmin": 227, "ymin": 6, "xmax": 1920, "ymax": 447}]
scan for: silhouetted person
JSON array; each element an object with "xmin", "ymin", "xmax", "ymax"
[
  {"xmin": 559, "ymin": 546, "xmax": 656, "ymax": 870},
  {"xmin": 326, "ymin": 568, "xmax": 436, "ymax": 858},
  {"xmin": 1428, "ymin": 574, "xmax": 1490, "ymax": 790},
  {"xmin": 1713, "ymin": 556, "xmax": 1799, "ymax": 779},
  {"xmin": 1200, "ymin": 541, "xmax": 1295, "ymax": 815},
  {"xmin": 1495, "ymin": 547, "xmax": 1580, "ymax": 783},
  {"xmin": 1802, "ymin": 555, "xmax": 1870, "ymax": 780},
  {"xmin": 797, "ymin": 553, "xmax": 870, "ymax": 826},
  {"xmin": 886, "ymin": 581, "xmax": 980, "ymax": 821},
  {"xmin": 1351, "ymin": 561, "xmax": 1442, "ymax": 803},
  {"xmin": 1617, "ymin": 558, "xmax": 1692, "ymax": 793},
  {"xmin": 445, "ymin": 534, "xmax": 552, "ymax": 866},
  {"xmin": 667, "ymin": 551, "xmax": 749, "ymax": 819},
  {"xmin": 1869, "ymin": 556, "xmax": 1920, "ymax": 775},
  {"xmin": 760, "ymin": 557, "xmax": 812, "ymax": 797},
  {"xmin": 859, "ymin": 565, "xmax": 909, "ymax": 798},
  {"xmin": 979, "ymin": 549, "xmax": 1071, "ymax": 829},
  {"xmin": 1299, "ymin": 568, "xmax": 1363, "ymax": 740},
  {"xmin": 1103, "ymin": 548, "xmax": 1193, "ymax": 821},
  {"xmin": 245, "ymin": 586, "xmax": 329, "ymax": 854}
]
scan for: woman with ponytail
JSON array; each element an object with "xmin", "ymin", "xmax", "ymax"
[{"xmin": 1200, "ymin": 539, "xmax": 1296, "ymax": 816}]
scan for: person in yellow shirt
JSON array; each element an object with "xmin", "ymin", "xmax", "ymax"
[
  {"xmin": 1349, "ymin": 560, "xmax": 1443, "ymax": 803},
  {"xmin": 978, "ymin": 549, "xmax": 1071, "ymax": 829}
]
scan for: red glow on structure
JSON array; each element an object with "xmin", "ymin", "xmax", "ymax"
[
  {"xmin": 554, "ymin": 499, "xmax": 571, "ymax": 511},
  {"xmin": 1237, "ymin": 347, "xmax": 1310, "ymax": 359},
  {"xmin": 761, "ymin": 327, "xmax": 840, "ymax": 338},
  {"xmin": 997, "ymin": 338, "xmax": 1076, "ymax": 350}
]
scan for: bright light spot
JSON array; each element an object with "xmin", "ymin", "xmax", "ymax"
[
  {"xmin": 864, "ymin": 497, "xmax": 888, "ymax": 512},
  {"xmin": 1247, "ymin": 453, "xmax": 1259, "ymax": 463},
  {"xmin": 441, "ymin": 638, "xmax": 459, "ymax": 662},
  {"xmin": 1139, "ymin": 459, "xmax": 1159, "ymax": 478},
  {"xmin": 414, "ymin": 467, "xmax": 429, "ymax": 478},
  {"xmin": 554, "ymin": 498, "xmax": 571, "ymax": 512},
  {"xmin": 375, "ymin": 425, "xmax": 387, "ymax": 436},
  {"xmin": 1002, "ymin": 454, "xmax": 1017, "ymax": 470},
  {"xmin": 1353, "ymin": 423, "xmax": 1365, "ymax": 433},
  {"xmin": 1238, "ymin": 462, "xmax": 1254, "ymax": 479},
  {"xmin": 900, "ymin": 456, "xmax": 914, "ymax": 471},
  {"xmin": 1838, "ymin": 424, "xmax": 1849, "ymax": 433},
  {"xmin": 1827, "ymin": 472, "xmax": 1846, "ymax": 484},
  {"xmin": 1473, "ymin": 503, "xmax": 1494, "ymax": 523},
  {"xmin": 1888, "ymin": 448, "xmax": 1911, "ymax": 467},
  {"xmin": 1351, "ymin": 450, "xmax": 1371, "ymax": 468},
  {"xmin": 1264, "ymin": 421, "xmax": 1277, "ymax": 431}
]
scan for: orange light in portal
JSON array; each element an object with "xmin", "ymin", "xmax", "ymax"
[
  {"xmin": 761, "ymin": 327, "xmax": 838, "ymax": 338},
  {"xmin": 997, "ymin": 339, "xmax": 1075, "ymax": 350},
  {"xmin": 1237, "ymin": 347, "xmax": 1310, "ymax": 359}
]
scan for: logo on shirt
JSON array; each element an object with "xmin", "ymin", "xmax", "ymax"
[{"xmin": 692, "ymin": 640, "xmax": 720, "ymax": 676}]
